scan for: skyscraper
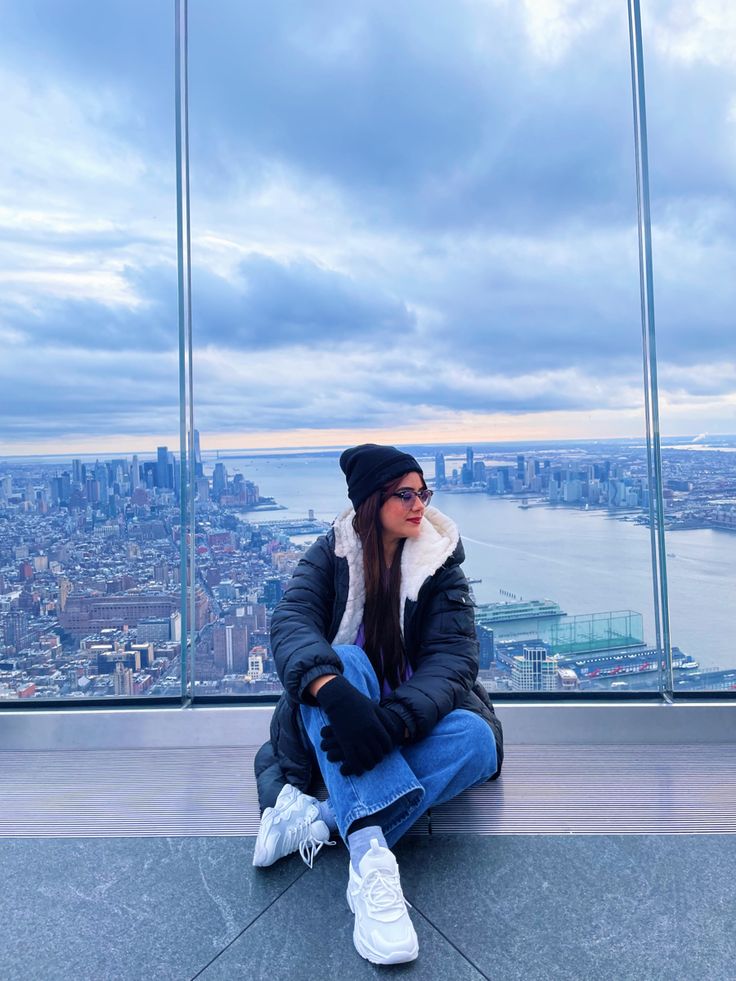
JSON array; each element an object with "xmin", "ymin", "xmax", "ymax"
[
  {"xmin": 434, "ymin": 452, "xmax": 446, "ymax": 488},
  {"xmin": 212, "ymin": 463, "xmax": 228, "ymax": 501},
  {"xmin": 114, "ymin": 663, "xmax": 134, "ymax": 696},
  {"xmin": 130, "ymin": 455, "xmax": 141, "ymax": 490},
  {"xmin": 94, "ymin": 462, "xmax": 108, "ymax": 504},
  {"xmin": 156, "ymin": 446, "xmax": 170, "ymax": 489},
  {"xmin": 461, "ymin": 447, "xmax": 475, "ymax": 487}
]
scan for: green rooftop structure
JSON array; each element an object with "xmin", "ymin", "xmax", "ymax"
[{"xmin": 539, "ymin": 611, "xmax": 644, "ymax": 657}]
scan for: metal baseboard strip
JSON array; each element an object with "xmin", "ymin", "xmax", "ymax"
[{"xmin": 2, "ymin": 743, "xmax": 735, "ymax": 837}]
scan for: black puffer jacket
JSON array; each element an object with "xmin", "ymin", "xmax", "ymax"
[{"xmin": 254, "ymin": 506, "xmax": 504, "ymax": 810}]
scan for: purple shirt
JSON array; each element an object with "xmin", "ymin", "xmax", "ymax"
[{"xmin": 354, "ymin": 623, "xmax": 413, "ymax": 697}]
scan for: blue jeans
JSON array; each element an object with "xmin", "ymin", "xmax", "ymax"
[{"xmin": 300, "ymin": 645, "xmax": 498, "ymax": 848}]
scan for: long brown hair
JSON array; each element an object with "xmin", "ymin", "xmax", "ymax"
[{"xmin": 352, "ymin": 473, "xmax": 424, "ymax": 690}]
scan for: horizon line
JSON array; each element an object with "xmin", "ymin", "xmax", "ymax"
[{"xmin": 2, "ymin": 432, "xmax": 733, "ymax": 463}]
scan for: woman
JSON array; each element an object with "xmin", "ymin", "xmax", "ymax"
[{"xmin": 253, "ymin": 443, "xmax": 503, "ymax": 965}]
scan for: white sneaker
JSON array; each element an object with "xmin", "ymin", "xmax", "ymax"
[
  {"xmin": 252, "ymin": 784, "xmax": 333, "ymax": 869},
  {"xmin": 347, "ymin": 838, "xmax": 419, "ymax": 965}
]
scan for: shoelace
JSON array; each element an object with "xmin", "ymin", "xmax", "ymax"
[
  {"xmin": 285, "ymin": 816, "xmax": 335, "ymax": 869},
  {"xmin": 298, "ymin": 833, "xmax": 335, "ymax": 869},
  {"xmin": 361, "ymin": 869, "xmax": 412, "ymax": 913}
]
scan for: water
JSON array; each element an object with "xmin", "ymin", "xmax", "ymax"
[{"xmin": 205, "ymin": 453, "xmax": 735, "ymax": 672}]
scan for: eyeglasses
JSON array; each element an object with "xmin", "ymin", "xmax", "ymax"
[{"xmin": 385, "ymin": 488, "xmax": 433, "ymax": 508}]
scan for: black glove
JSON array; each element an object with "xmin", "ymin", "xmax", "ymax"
[{"xmin": 315, "ymin": 675, "xmax": 405, "ymax": 776}]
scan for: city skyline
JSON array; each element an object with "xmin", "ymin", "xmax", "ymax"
[
  {"xmin": 2, "ymin": 1, "xmax": 735, "ymax": 454},
  {"xmin": 1, "ymin": 437, "xmax": 734, "ymax": 700}
]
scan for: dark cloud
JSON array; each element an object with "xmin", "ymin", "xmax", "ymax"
[
  {"xmin": 1, "ymin": 1, "xmax": 638, "ymax": 233},
  {"xmin": 4, "ymin": 1, "xmax": 734, "ymax": 235},
  {"xmin": 0, "ymin": 346, "xmax": 180, "ymax": 438},
  {"xmin": 2, "ymin": 255, "xmax": 414, "ymax": 354},
  {"xmin": 185, "ymin": 2, "xmax": 641, "ymax": 235},
  {"xmin": 193, "ymin": 255, "xmax": 415, "ymax": 349},
  {"xmin": 3, "ymin": 265, "xmax": 178, "ymax": 352}
]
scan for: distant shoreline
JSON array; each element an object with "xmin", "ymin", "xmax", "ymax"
[{"xmin": 4, "ymin": 434, "xmax": 735, "ymax": 466}]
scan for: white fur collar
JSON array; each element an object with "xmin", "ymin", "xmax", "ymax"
[{"xmin": 332, "ymin": 504, "xmax": 459, "ymax": 641}]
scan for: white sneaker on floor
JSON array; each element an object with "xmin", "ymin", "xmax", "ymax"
[
  {"xmin": 347, "ymin": 838, "xmax": 419, "ymax": 965},
  {"xmin": 252, "ymin": 784, "xmax": 332, "ymax": 869}
]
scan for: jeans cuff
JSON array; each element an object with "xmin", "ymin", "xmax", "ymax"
[{"xmin": 342, "ymin": 784, "xmax": 425, "ymax": 841}]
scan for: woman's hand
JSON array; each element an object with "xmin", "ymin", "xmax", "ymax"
[{"xmin": 315, "ymin": 675, "xmax": 405, "ymax": 776}]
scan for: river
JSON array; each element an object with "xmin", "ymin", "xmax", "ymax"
[{"xmin": 204, "ymin": 452, "xmax": 734, "ymax": 672}]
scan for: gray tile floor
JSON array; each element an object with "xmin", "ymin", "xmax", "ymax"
[{"xmin": 3, "ymin": 834, "xmax": 736, "ymax": 981}]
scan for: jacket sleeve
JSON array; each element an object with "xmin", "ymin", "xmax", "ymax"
[
  {"xmin": 380, "ymin": 563, "xmax": 479, "ymax": 741},
  {"xmin": 270, "ymin": 533, "xmax": 345, "ymax": 703}
]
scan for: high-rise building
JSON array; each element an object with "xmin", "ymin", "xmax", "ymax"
[
  {"xmin": 563, "ymin": 479, "xmax": 582, "ymax": 503},
  {"xmin": 511, "ymin": 645, "xmax": 558, "ymax": 692},
  {"xmin": 114, "ymin": 663, "xmax": 134, "ymax": 696},
  {"xmin": 59, "ymin": 472, "xmax": 71, "ymax": 504},
  {"xmin": 5, "ymin": 610, "xmax": 30, "ymax": 651},
  {"xmin": 213, "ymin": 619, "xmax": 249, "ymax": 672},
  {"xmin": 434, "ymin": 453, "xmax": 446, "ymax": 488},
  {"xmin": 156, "ymin": 446, "xmax": 170, "ymax": 489},
  {"xmin": 130, "ymin": 455, "xmax": 141, "ymax": 490},
  {"xmin": 136, "ymin": 617, "xmax": 171, "ymax": 644},
  {"xmin": 262, "ymin": 578, "xmax": 283, "ymax": 608},
  {"xmin": 477, "ymin": 624, "xmax": 494, "ymax": 669},
  {"xmin": 58, "ymin": 577, "xmax": 71, "ymax": 612},
  {"xmin": 85, "ymin": 476, "xmax": 99, "ymax": 503},
  {"xmin": 195, "ymin": 476, "xmax": 210, "ymax": 501},
  {"xmin": 212, "ymin": 463, "xmax": 228, "ymax": 501},
  {"xmin": 224, "ymin": 624, "xmax": 234, "ymax": 671},
  {"xmin": 516, "ymin": 455, "xmax": 525, "ymax": 480},
  {"xmin": 461, "ymin": 449, "xmax": 473, "ymax": 485}
]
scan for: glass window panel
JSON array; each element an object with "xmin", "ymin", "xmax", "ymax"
[
  {"xmin": 187, "ymin": 1, "xmax": 662, "ymax": 697},
  {"xmin": 0, "ymin": 2, "xmax": 182, "ymax": 700},
  {"xmin": 642, "ymin": 0, "xmax": 736, "ymax": 694}
]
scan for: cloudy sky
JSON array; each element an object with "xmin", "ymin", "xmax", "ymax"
[{"xmin": 1, "ymin": 0, "xmax": 734, "ymax": 454}]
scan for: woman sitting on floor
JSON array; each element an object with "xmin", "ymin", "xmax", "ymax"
[{"xmin": 253, "ymin": 443, "xmax": 504, "ymax": 966}]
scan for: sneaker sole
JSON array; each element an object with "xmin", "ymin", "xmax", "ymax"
[{"xmin": 352, "ymin": 929, "xmax": 419, "ymax": 965}]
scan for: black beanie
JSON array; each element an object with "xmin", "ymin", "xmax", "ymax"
[{"xmin": 339, "ymin": 443, "xmax": 423, "ymax": 510}]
